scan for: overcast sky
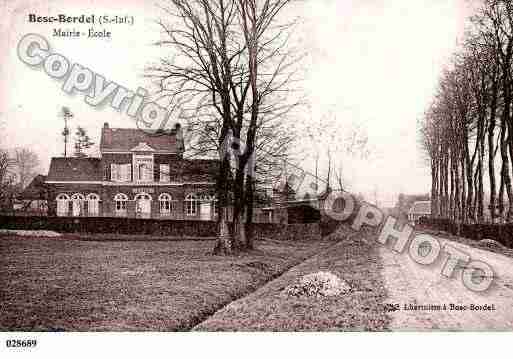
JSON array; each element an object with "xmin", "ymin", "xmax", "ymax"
[{"xmin": 0, "ymin": 0, "xmax": 477, "ymax": 206}]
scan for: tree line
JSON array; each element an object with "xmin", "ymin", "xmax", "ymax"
[{"xmin": 421, "ymin": 0, "xmax": 513, "ymax": 224}]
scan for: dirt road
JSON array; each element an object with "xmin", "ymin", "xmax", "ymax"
[{"xmin": 380, "ymin": 233, "xmax": 513, "ymax": 330}]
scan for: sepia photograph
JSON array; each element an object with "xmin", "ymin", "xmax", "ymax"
[{"xmin": 0, "ymin": 0, "xmax": 512, "ymax": 357}]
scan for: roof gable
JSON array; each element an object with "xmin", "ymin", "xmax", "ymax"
[
  {"xmin": 100, "ymin": 125, "xmax": 183, "ymax": 153},
  {"xmin": 130, "ymin": 142, "xmax": 156, "ymax": 152},
  {"xmin": 20, "ymin": 175, "xmax": 47, "ymax": 200}
]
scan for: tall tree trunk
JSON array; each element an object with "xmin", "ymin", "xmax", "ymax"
[
  {"xmin": 232, "ymin": 161, "xmax": 246, "ymax": 250},
  {"xmin": 244, "ymin": 174, "xmax": 255, "ymax": 250},
  {"xmin": 488, "ymin": 101, "xmax": 498, "ymax": 223},
  {"xmin": 213, "ymin": 120, "xmax": 234, "ymax": 255}
]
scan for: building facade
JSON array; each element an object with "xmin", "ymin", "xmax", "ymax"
[
  {"xmin": 46, "ymin": 123, "xmax": 218, "ymax": 220},
  {"xmin": 408, "ymin": 200, "xmax": 431, "ymax": 223}
]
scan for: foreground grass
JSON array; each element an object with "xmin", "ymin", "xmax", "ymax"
[
  {"xmin": 195, "ymin": 230, "xmax": 390, "ymax": 331},
  {"xmin": 0, "ymin": 235, "xmax": 333, "ymax": 331}
]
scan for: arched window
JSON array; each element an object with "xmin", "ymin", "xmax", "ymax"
[
  {"xmin": 184, "ymin": 193, "xmax": 198, "ymax": 216},
  {"xmin": 199, "ymin": 194, "xmax": 212, "ymax": 202},
  {"xmin": 114, "ymin": 193, "xmax": 128, "ymax": 215},
  {"xmin": 70, "ymin": 193, "xmax": 85, "ymax": 217},
  {"xmin": 56, "ymin": 193, "xmax": 70, "ymax": 217},
  {"xmin": 159, "ymin": 193, "xmax": 174, "ymax": 216},
  {"xmin": 86, "ymin": 193, "xmax": 100, "ymax": 216}
]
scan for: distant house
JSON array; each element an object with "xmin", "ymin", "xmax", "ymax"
[
  {"xmin": 259, "ymin": 181, "xmax": 322, "ymax": 224},
  {"xmin": 18, "ymin": 174, "xmax": 48, "ymax": 214},
  {"xmin": 408, "ymin": 201, "xmax": 431, "ymax": 222}
]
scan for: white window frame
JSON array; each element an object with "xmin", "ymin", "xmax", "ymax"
[
  {"xmin": 86, "ymin": 193, "xmax": 100, "ymax": 216},
  {"xmin": 159, "ymin": 193, "xmax": 174, "ymax": 215},
  {"xmin": 114, "ymin": 193, "xmax": 128, "ymax": 215},
  {"xmin": 133, "ymin": 154, "xmax": 154, "ymax": 183},
  {"xmin": 184, "ymin": 193, "xmax": 198, "ymax": 216},
  {"xmin": 70, "ymin": 193, "xmax": 85, "ymax": 217},
  {"xmin": 160, "ymin": 164, "xmax": 170, "ymax": 183},
  {"xmin": 56, "ymin": 193, "xmax": 70, "ymax": 217},
  {"xmin": 111, "ymin": 163, "xmax": 131, "ymax": 182}
]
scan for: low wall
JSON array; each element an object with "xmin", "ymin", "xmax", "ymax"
[
  {"xmin": 419, "ymin": 217, "xmax": 513, "ymax": 249},
  {"xmin": 0, "ymin": 215, "xmax": 322, "ymax": 240}
]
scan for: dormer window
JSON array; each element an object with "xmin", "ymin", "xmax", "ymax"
[
  {"xmin": 160, "ymin": 164, "xmax": 170, "ymax": 182},
  {"xmin": 137, "ymin": 163, "xmax": 152, "ymax": 182},
  {"xmin": 133, "ymin": 154, "xmax": 153, "ymax": 182}
]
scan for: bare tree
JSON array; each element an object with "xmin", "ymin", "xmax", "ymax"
[
  {"xmin": 148, "ymin": 0, "xmax": 302, "ymax": 253},
  {"xmin": 14, "ymin": 147, "xmax": 39, "ymax": 189},
  {"xmin": 421, "ymin": 0, "xmax": 513, "ymax": 224},
  {"xmin": 148, "ymin": 0, "xmax": 248, "ymax": 254},
  {"xmin": 74, "ymin": 127, "xmax": 95, "ymax": 158},
  {"xmin": 60, "ymin": 107, "xmax": 73, "ymax": 157},
  {"xmin": 0, "ymin": 149, "xmax": 15, "ymax": 211}
]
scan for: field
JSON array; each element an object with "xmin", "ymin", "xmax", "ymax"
[
  {"xmin": 195, "ymin": 231, "xmax": 390, "ymax": 331},
  {"xmin": 0, "ymin": 235, "xmax": 334, "ymax": 331}
]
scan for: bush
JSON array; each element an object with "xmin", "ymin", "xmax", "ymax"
[
  {"xmin": 284, "ymin": 271, "xmax": 351, "ymax": 298},
  {"xmin": 0, "ymin": 215, "xmax": 322, "ymax": 240}
]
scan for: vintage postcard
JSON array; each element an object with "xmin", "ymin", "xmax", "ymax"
[{"xmin": 0, "ymin": 0, "xmax": 512, "ymax": 357}]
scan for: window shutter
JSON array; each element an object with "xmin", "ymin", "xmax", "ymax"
[
  {"xmin": 148, "ymin": 164, "xmax": 154, "ymax": 182},
  {"xmin": 126, "ymin": 164, "xmax": 132, "ymax": 182},
  {"xmin": 160, "ymin": 164, "xmax": 170, "ymax": 182},
  {"xmin": 110, "ymin": 164, "xmax": 117, "ymax": 181}
]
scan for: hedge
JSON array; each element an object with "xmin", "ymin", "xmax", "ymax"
[
  {"xmin": 419, "ymin": 217, "xmax": 513, "ymax": 249},
  {"xmin": 0, "ymin": 215, "xmax": 322, "ymax": 241}
]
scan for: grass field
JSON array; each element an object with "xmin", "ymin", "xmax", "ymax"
[
  {"xmin": 0, "ymin": 235, "xmax": 333, "ymax": 331},
  {"xmin": 195, "ymin": 231, "xmax": 390, "ymax": 331}
]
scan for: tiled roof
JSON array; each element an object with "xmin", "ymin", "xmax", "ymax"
[
  {"xmin": 409, "ymin": 201, "xmax": 431, "ymax": 215},
  {"xmin": 181, "ymin": 159, "xmax": 218, "ymax": 182},
  {"xmin": 100, "ymin": 125, "xmax": 182, "ymax": 153},
  {"xmin": 46, "ymin": 157, "xmax": 217, "ymax": 183},
  {"xmin": 47, "ymin": 157, "xmax": 102, "ymax": 181},
  {"xmin": 19, "ymin": 175, "xmax": 47, "ymax": 200}
]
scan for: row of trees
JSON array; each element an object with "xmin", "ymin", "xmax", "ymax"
[{"xmin": 421, "ymin": 0, "xmax": 513, "ymax": 224}]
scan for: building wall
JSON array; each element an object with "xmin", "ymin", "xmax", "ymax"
[
  {"xmin": 48, "ymin": 182, "xmax": 216, "ymax": 219},
  {"xmin": 47, "ymin": 183, "xmax": 102, "ymax": 216},
  {"xmin": 101, "ymin": 152, "xmax": 181, "ymax": 182}
]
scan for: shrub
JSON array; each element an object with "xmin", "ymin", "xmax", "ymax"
[{"xmin": 284, "ymin": 271, "xmax": 351, "ymax": 298}]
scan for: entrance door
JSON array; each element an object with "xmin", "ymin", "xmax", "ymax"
[
  {"xmin": 70, "ymin": 194, "xmax": 84, "ymax": 217},
  {"xmin": 72, "ymin": 201, "xmax": 81, "ymax": 216},
  {"xmin": 200, "ymin": 202, "xmax": 211, "ymax": 220},
  {"xmin": 135, "ymin": 193, "xmax": 152, "ymax": 218}
]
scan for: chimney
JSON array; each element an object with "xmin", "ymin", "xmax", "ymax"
[
  {"xmin": 175, "ymin": 123, "xmax": 184, "ymax": 154},
  {"xmin": 102, "ymin": 122, "xmax": 112, "ymax": 149}
]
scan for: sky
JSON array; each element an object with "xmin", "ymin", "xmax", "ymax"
[{"xmin": 0, "ymin": 0, "xmax": 477, "ymax": 206}]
